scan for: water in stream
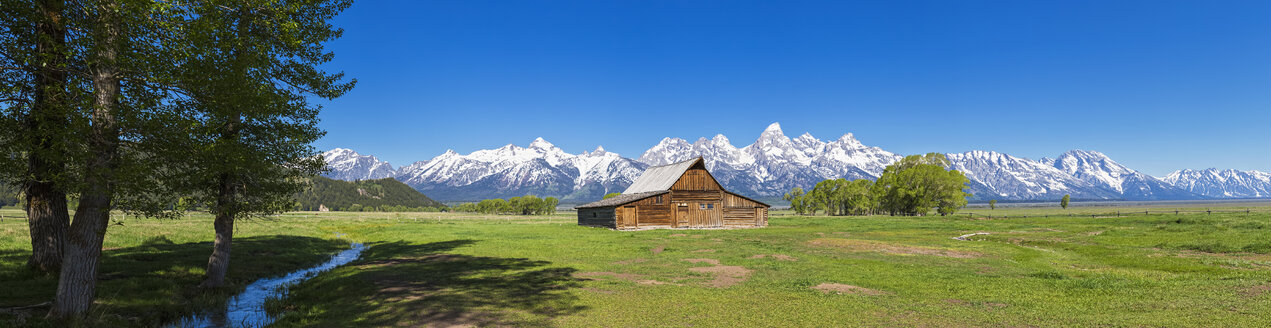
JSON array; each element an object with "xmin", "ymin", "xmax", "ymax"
[{"xmin": 168, "ymin": 241, "xmax": 366, "ymax": 328}]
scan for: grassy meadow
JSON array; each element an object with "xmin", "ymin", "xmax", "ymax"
[{"xmin": 2, "ymin": 203, "xmax": 1271, "ymax": 327}]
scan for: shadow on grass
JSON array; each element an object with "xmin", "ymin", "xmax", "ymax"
[
  {"xmin": 0, "ymin": 235, "xmax": 348, "ymax": 327},
  {"xmin": 269, "ymin": 240, "xmax": 587, "ymax": 327}
]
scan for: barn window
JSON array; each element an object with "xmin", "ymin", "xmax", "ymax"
[
  {"xmin": 707, "ymin": 203, "xmax": 714, "ymax": 209},
  {"xmin": 699, "ymin": 203, "xmax": 706, "ymax": 209},
  {"xmin": 654, "ymin": 195, "xmax": 663, "ymax": 204},
  {"xmin": 592, "ymin": 212, "xmax": 597, "ymax": 218}
]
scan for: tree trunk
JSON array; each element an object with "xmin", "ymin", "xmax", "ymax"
[
  {"xmin": 49, "ymin": 193, "xmax": 111, "ymax": 319},
  {"xmin": 201, "ymin": 92, "xmax": 241, "ymax": 287},
  {"xmin": 25, "ymin": 183, "xmax": 68, "ymax": 273},
  {"xmin": 48, "ymin": 0, "xmax": 120, "ymax": 319},
  {"xmin": 200, "ymin": 172, "xmax": 236, "ymax": 287},
  {"xmin": 25, "ymin": 0, "xmax": 71, "ymax": 274}
]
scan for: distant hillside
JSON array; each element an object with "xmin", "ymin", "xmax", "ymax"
[{"xmin": 297, "ymin": 176, "xmax": 443, "ymax": 211}]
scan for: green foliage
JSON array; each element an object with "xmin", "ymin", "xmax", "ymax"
[
  {"xmin": 160, "ymin": 0, "xmax": 356, "ymax": 221},
  {"xmin": 989, "ymin": 199, "xmax": 997, "ymax": 210},
  {"xmin": 798, "ymin": 178, "xmax": 875, "ymax": 216},
  {"xmin": 784, "ymin": 153, "xmax": 971, "ymax": 217},
  {"xmin": 294, "ymin": 177, "xmax": 444, "ymax": 212},
  {"xmin": 602, "ymin": 192, "xmax": 621, "ymax": 199},
  {"xmin": 1061, "ymin": 194, "xmax": 1071, "ymax": 209},
  {"xmin": 452, "ymin": 194, "xmax": 559, "ymax": 216},
  {"xmin": 873, "ymin": 153, "xmax": 971, "ymax": 216},
  {"xmin": 783, "ymin": 187, "xmax": 808, "ymax": 215}
]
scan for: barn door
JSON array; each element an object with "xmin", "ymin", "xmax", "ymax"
[
  {"xmin": 676, "ymin": 204, "xmax": 689, "ymax": 228},
  {"xmin": 754, "ymin": 207, "xmax": 765, "ymax": 226},
  {"xmin": 688, "ymin": 202, "xmax": 722, "ymax": 228},
  {"xmin": 622, "ymin": 206, "xmax": 637, "ymax": 228},
  {"xmin": 708, "ymin": 203, "xmax": 722, "ymax": 227}
]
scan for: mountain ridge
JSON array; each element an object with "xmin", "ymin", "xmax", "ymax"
[{"xmin": 320, "ymin": 123, "xmax": 1266, "ymax": 202}]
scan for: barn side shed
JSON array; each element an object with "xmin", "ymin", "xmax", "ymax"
[{"xmin": 575, "ymin": 157, "xmax": 769, "ymax": 230}]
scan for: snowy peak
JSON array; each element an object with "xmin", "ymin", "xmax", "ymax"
[
  {"xmin": 529, "ymin": 137, "xmax": 555, "ymax": 150},
  {"xmin": 1052, "ymin": 149, "xmax": 1136, "ymax": 192},
  {"xmin": 638, "ymin": 137, "xmax": 695, "ymax": 166},
  {"xmin": 1163, "ymin": 168, "xmax": 1271, "ymax": 198},
  {"xmin": 764, "ymin": 122, "xmax": 783, "ymax": 133},
  {"xmin": 321, "ymin": 148, "xmax": 396, "ymax": 181},
  {"xmin": 945, "ymin": 150, "xmax": 1108, "ymax": 200},
  {"xmin": 1048, "ymin": 149, "xmax": 1194, "ymax": 200}
]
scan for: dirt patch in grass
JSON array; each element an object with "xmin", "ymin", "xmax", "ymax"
[
  {"xmin": 682, "ymin": 259, "xmax": 752, "ymax": 288},
  {"xmin": 577, "ymin": 272, "xmax": 679, "ymax": 286},
  {"xmin": 689, "ymin": 266, "xmax": 752, "ymax": 288},
  {"xmin": 1243, "ymin": 283, "xmax": 1271, "ymax": 298},
  {"xmin": 811, "ymin": 283, "xmax": 888, "ymax": 296},
  {"xmin": 691, "ymin": 249, "xmax": 717, "ymax": 253},
  {"xmin": 747, "ymin": 254, "xmax": 798, "ymax": 261},
  {"xmin": 808, "ymin": 238, "xmax": 982, "ymax": 258},
  {"xmin": 669, "ymin": 234, "xmax": 687, "ymax": 237},
  {"xmin": 650, "ymin": 245, "xmax": 666, "ymax": 255}
]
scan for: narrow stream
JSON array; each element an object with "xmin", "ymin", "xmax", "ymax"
[{"xmin": 169, "ymin": 240, "xmax": 366, "ymax": 328}]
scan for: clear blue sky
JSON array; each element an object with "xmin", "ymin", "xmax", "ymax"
[{"xmin": 313, "ymin": 0, "xmax": 1271, "ymax": 176}]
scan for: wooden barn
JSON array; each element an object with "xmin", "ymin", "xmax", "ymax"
[{"xmin": 575, "ymin": 157, "xmax": 769, "ymax": 230}]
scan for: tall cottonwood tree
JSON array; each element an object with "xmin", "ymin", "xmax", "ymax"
[
  {"xmin": 171, "ymin": 0, "xmax": 353, "ymax": 288},
  {"xmin": 47, "ymin": 0, "xmax": 191, "ymax": 318},
  {"xmin": 0, "ymin": 0, "xmax": 76, "ymax": 274},
  {"xmin": 872, "ymin": 153, "xmax": 971, "ymax": 216}
]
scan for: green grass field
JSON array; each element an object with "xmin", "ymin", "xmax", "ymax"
[{"xmin": 3, "ymin": 203, "xmax": 1271, "ymax": 327}]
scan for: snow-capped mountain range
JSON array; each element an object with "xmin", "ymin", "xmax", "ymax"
[
  {"xmin": 321, "ymin": 148, "xmax": 397, "ymax": 181},
  {"xmin": 321, "ymin": 123, "xmax": 1269, "ymax": 202}
]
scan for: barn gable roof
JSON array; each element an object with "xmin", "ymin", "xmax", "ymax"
[
  {"xmin": 574, "ymin": 190, "xmax": 669, "ymax": 209},
  {"xmin": 621, "ymin": 157, "xmax": 702, "ymax": 194}
]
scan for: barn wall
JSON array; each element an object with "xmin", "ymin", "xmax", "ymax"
[
  {"xmin": 671, "ymin": 168, "xmax": 722, "ymax": 191},
  {"xmin": 577, "ymin": 207, "xmax": 616, "ymax": 228},
  {"xmin": 671, "ymin": 190, "xmax": 722, "ymax": 202},
  {"xmin": 721, "ymin": 192, "xmax": 769, "ymax": 228},
  {"xmin": 611, "ymin": 195, "xmax": 672, "ymax": 228}
]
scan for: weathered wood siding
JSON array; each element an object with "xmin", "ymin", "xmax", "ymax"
[
  {"xmin": 612, "ymin": 195, "xmax": 673, "ymax": 229},
  {"xmin": 722, "ymin": 192, "xmax": 768, "ymax": 228},
  {"xmin": 577, "ymin": 207, "xmax": 616, "ymax": 228},
  {"xmin": 671, "ymin": 167, "xmax": 722, "ymax": 191}
]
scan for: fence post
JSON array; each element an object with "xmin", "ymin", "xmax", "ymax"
[
  {"xmin": 1175, "ymin": 210, "xmax": 1179, "ymax": 215},
  {"xmin": 1207, "ymin": 210, "xmax": 1211, "ymax": 215}
]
